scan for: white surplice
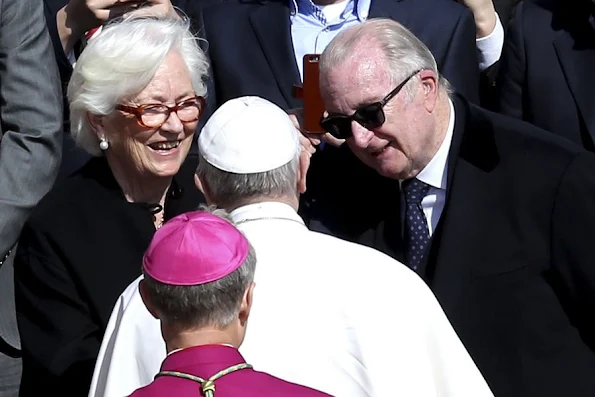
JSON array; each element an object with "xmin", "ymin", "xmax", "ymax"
[{"xmin": 89, "ymin": 202, "xmax": 493, "ymax": 397}]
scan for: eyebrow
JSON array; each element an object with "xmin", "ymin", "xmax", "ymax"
[
  {"xmin": 327, "ymin": 96, "xmax": 383, "ymax": 117},
  {"xmin": 142, "ymin": 92, "xmax": 196, "ymax": 104}
]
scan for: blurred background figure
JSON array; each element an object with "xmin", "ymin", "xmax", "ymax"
[
  {"xmin": 0, "ymin": 0, "xmax": 63, "ymax": 396},
  {"xmin": 133, "ymin": 209, "xmax": 330, "ymax": 397},
  {"xmin": 498, "ymin": 0, "xmax": 595, "ymax": 151},
  {"xmin": 14, "ymin": 15, "xmax": 207, "ymax": 396},
  {"xmin": 196, "ymin": 0, "xmax": 504, "ymax": 112}
]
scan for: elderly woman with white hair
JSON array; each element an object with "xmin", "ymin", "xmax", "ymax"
[{"xmin": 13, "ymin": 15, "xmax": 208, "ymax": 396}]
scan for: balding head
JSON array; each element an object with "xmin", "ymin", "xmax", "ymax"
[{"xmin": 320, "ymin": 18, "xmax": 451, "ymax": 97}]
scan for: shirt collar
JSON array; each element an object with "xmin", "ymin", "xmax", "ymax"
[
  {"xmin": 415, "ymin": 98, "xmax": 455, "ymax": 190},
  {"xmin": 167, "ymin": 344, "xmax": 234, "ymax": 357},
  {"xmin": 289, "ymin": 0, "xmax": 370, "ymax": 22},
  {"xmin": 163, "ymin": 345, "xmax": 246, "ymax": 376},
  {"xmin": 230, "ymin": 201, "xmax": 305, "ymax": 226}
]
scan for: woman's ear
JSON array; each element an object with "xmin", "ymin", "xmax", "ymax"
[{"xmin": 87, "ymin": 112, "xmax": 105, "ymax": 138}]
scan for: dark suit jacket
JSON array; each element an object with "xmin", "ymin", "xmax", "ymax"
[
  {"xmin": 498, "ymin": 0, "xmax": 595, "ymax": 150},
  {"xmin": 130, "ymin": 345, "xmax": 330, "ymax": 397},
  {"xmin": 193, "ymin": 0, "xmax": 481, "ymax": 113},
  {"xmin": 493, "ymin": 0, "xmax": 523, "ymax": 28},
  {"xmin": 308, "ymin": 95, "xmax": 595, "ymax": 397},
  {"xmin": 14, "ymin": 155, "xmax": 205, "ymax": 397},
  {"xmin": 0, "ymin": 0, "xmax": 62, "ymax": 358}
]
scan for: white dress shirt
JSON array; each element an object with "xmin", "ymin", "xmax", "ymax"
[
  {"xmin": 476, "ymin": 13, "xmax": 505, "ymax": 71},
  {"xmin": 89, "ymin": 202, "xmax": 493, "ymax": 397},
  {"xmin": 402, "ymin": 99, "xmax": 454, "ymax": 236}
]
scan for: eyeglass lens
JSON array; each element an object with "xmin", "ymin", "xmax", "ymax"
[
  {"xmin": 141, "ymin": 100, "xmax": 201, "ymax": 127},
  {"xmin": 321, "ymin": 103, "xmax": 385, "ymax": 139}
]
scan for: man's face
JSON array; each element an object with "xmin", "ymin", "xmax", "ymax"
[{"xmin": 320, "ymin": 47, "xmax": 438, "ymax": 180}]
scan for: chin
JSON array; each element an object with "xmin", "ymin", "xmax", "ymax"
[
  {"xmin": 376, "ymin": 166, "xmax": 400, "ymax": 179},
  {"xmin": 150, "ymin": 161, "xmax": 184, "ymax": 178},
  {"xmin": 374, "ymin": 159, "xmax": 409, "ymax": 180},
  {"xmin": 145, "ymin": 140, "xmax": 191, "ymax": 177}
]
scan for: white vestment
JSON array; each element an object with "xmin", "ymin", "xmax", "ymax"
[{"xmin": 89, "ymin": 202, "xmax": 493, "ymax": 397}]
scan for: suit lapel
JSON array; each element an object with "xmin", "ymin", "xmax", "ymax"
[
  {"xmin": 369, "ymin": 0, "xmax": 412, "ymax": 29},
  {"xmin": 249, "ymin": 3, "xmax": 302, "ymax": 109},
  {"xmin": 553, "ymin": 27, "xmax": 595, "ymax": 143},
  {"xmin": 425, "ymin": 96, "xmax": 500, "ymax": 314}
]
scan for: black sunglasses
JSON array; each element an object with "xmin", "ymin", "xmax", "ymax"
[{"xmin": 320, "ymin": 69, "xmax": 422, "ymax": 139}]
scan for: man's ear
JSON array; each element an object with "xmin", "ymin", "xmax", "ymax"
[
  {"xmin": 238, "ymin": 282, "xmax": 255, "ymax": 327},
  {"xmin": 297, "ymin": 150, "xmax": 310, "ymax": 194},
  {"xmin": 139, "ymin": 279, "xmax": 159, "ymax": 320},
  {"xmin": 418, "ymin": 70, "xmax": 439, "ymax": 113}
]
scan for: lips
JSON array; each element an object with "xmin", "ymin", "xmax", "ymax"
[
  {"xmin": 369, "ymin": 144, "xmax": 389, "ymax": 157},
  {"xmin": 148, "ymin": 140, "xmax": 180, "ymax": 151}
]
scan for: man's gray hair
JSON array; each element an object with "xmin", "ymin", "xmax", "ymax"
[
  {"xmin": 196, "ymin": 152, "xmax": 300, "ymax": 209},
  {"xmin": 142, "ymin": 206, "xmax": 257, "ymax": 330},
  {"xmin": 68, "ymin": 15, "xmax": 209, "ymax": 156},
  {"xmin": 320, "ymin": 18, "xmax": 452, "ymax": 98}
]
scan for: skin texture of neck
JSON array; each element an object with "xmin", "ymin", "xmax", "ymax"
[
  {"xmin": 107, "ymin": 157, "xmax": 172, "ymax": 207},
  {"xmin": 164, "ymin": 327, "xmax": 240, "ymax": 353}
]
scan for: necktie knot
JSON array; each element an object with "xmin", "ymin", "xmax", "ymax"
[{"xmin": 402, "ymin": 178, "xmax": 430, "ymax": 205}]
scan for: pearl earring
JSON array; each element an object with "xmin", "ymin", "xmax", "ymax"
[{"xmin": 99, "ymin": 137, "xmax": 109, "ymax": 151}]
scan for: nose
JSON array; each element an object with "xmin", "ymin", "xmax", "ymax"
[
  {"xmin": 160, "ymin": 110, "xmax": 184, "ymax": 133},
  {"xmin": 349, "ymin": 120, "xmax": 374, "ymax": 148}
]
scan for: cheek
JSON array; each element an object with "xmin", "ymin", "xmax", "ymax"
[
  {"xmin": 380, "ymin": 114, "xmax": 419, "ymax": 152},
  {"xmin": 182, "ymin": 122, "xmax": 197, "ymax": 139},
  {"xmin": 112, "ymin": 130, "xmax": 155, "ymax": 165},
  {"xmin": 124, "ymin": 138, "xmax": 152, "ymax": 170},
  {"xmin": 128, "ymin": 130, "xmax": 155, "ymax": 154}
]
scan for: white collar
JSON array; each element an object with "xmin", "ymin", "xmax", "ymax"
[
  {"xmin": 415, "ymin": 98, "xmax": 455, "ymax": 190},
  {"xmin": 167, "ymin": 344, "xmax": 235, "ymax": 357},
  {"xmin": 230, "ymin": 202, "xmax": 305, "ymax": 227}
]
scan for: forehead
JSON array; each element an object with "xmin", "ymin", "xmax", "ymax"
[
  {"xmin": 134, "ymin": 51, "xmax": 193, "ymax": 102},
  {"xmin": 321, "ymin": 45, "xmax": 393, "ymax": 112}
]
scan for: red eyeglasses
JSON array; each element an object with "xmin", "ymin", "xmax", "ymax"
[{"xmin": 116, "ymin": 96, "xmax": 206, "ymax": 128}]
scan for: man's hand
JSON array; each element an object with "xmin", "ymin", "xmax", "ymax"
[
  {"xmin": 57, "ymin": 0, "xmax": 176, "ymax": 54},
  {"xmin": 458, "ymin": 0, "xmax": 497, "ymax": 38},
  {"xmin": 287, "ymin": 109, "xmax": 345, "ymax": 153}
]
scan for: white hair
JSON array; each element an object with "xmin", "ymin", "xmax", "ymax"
[
  {"xmin": 196, "ymin": 153, "xmax": 300, "ymax": 209},
  {"xmin": 68, "ymin": 15, "xmax": 209, "ymax": 156},
  {"xmin": 320, "ymin": 18, "xmax": 452, "ymax": 99}
]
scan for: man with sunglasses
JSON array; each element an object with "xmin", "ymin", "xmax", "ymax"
[{"xmin": 308, "ymin": 18, "xmax": 595, "ymax": 397}]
